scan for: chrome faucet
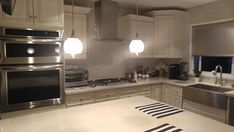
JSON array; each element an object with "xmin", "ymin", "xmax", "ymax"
[{"xmin": 212, "ymin": 65, "xmax": 225, "ymax": 86}]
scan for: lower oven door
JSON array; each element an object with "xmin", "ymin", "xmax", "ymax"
[{"xmin": 0, "ymin": 64, "xmax": 64, "ymax": 112}]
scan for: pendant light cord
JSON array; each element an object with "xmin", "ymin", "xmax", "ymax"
[
  {"xmin": 136, "ymin": 0, "xmax": 139, "ymax": 39},
  {"xmin": 71, "ymin": 0, "xmax": 75, "ymax": 37}
]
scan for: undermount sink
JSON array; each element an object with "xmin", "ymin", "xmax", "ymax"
[
  {"xmin": 183, "ymin": 84, "xmax": 233, "ymax": 110},
  {"xmin": 188, "ymin": 84, "xmax": 232, "ymax": 93}
]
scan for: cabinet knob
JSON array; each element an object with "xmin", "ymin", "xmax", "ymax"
[{"xmin": 27, "ymin": 48, "xmax": 35, "ymax": 55}]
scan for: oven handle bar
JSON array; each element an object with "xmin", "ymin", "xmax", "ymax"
[{"xmin": 0, "ymin": 64, "xmax": 63, "ymax": 71}]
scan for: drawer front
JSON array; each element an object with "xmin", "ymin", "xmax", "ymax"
[
  {"xmin": 95, "ymin": 90, "xmax": 119, "ymax": 102},
  {"xmin": 138, "ymin": 86, "xmax": 152, "ymax": 96},
  {"xmin": 67, "ymin": 93, "xmax": 95, "ymax": 106},
  {"xmin": 119, "ymin": 87, "xmax": 139, "ymax": 97}
]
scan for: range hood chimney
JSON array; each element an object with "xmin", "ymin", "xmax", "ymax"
[{"xmin": 95, "ymin": 0, "xmax": 119, "ymax": 40}]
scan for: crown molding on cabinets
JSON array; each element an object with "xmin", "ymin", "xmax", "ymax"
[{"xmin": 64, "ymin": 5, "xmax": 91, "ymax": 15}]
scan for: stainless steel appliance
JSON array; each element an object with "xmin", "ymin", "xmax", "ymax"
[
  {"xmin": 228, "ymin": 97, "xmax": 234, "ymax": 126},
  {"xmin": 0, "ymin": 64, "xmax": 64, "ymax": 112},
  {"xmin": 0, "ymin": 27, "xmax": 63, "ymax": 64},
  {"xmin": 0, "ymin": 27, "xmax": 64, "ymax": 112},
  {"xmin": 89, "ymin": 78, "xmax": 135, "ymax": 88},
  {"xmin": 65, "ymin": 65, "xmax": 88, "ymax": 88},
  {"xmin": 169, "ymin": 64, "xmax": 181, "ymax": 80}
]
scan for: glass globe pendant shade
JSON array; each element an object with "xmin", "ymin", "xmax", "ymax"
[
  {"xmin": 129, "ymin": 38, "xmax": 144, "ymax": 56},
  {"xmin": 64, "ymin": 37, "xmax": 83, "ymax": 58}
]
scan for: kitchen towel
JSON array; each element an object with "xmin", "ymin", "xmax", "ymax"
[
  {"xmin": 144, "ymin": 123, "xmax": 185, "ymax": 132},
  {"xmin": 135, "ymin": 102, "xmax": 183, "ymax": 118}
]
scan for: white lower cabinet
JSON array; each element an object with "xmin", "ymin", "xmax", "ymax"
[
  {"xmin": 161, "ymin": 84, "xmax": 183, "ymax": 108},
  {"xmin": 66, "ymin": 84, "xmax": 183, "ymax": 108},
  {"xmin": 66, "ymin": 93, "xmax": 95, "ymax": 106},
  {"xmin": 138, "ymin": 85, "xmax": 152, "ymax": 98},
  {"xmin": 95, "ymin": 90, "xmax": 120, "ymax": 102},
  {"xmin": 183, "ymin": 100, "xmax": 226, "ymax": 123},
  {"xmin": 151, "ymin": 84, "xmax": 162, "ymax": 101}
]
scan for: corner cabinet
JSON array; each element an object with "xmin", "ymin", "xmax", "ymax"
[
  {"xmin": 117, "ymin": 14, "xmax": 154, "ymax": 58},
  {"xmin": 161, "ymin": 84, "xmax": 183, "ymax": 108},
  {"xmin": 148, "ymin": 10, "xmax": 188, "ymax": 58},
  {"xmin": 0, "ymin": 0, "xmax": 64, "ymax": 30},
  {"xmin": 63, "ymin": 5, "xmax": 91, "ymax": 59}
]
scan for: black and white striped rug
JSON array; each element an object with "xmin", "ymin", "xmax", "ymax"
[
  {"xmin": 144, "ymin": 123, "xmax": 184, "ymax": 132},
  {"xmin": 135, "ymin": 102, "xmax": 183, "ymax": 118}
]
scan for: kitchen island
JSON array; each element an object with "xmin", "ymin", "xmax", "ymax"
[{"xmin": 0, "ymin": 96, "xmax": 233, "ymax": 132}]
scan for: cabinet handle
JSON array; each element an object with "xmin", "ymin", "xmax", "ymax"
[
  {"xmin": 29, "ymin": 16, "xmax": 33, "ymax": 19},
  {"xmin": 80, "ymin": 99, "xmax": 83, "ymax": 101},
  {"xmin": 34, "ymin": 16, "xmax": 37, "ymax": 19}
]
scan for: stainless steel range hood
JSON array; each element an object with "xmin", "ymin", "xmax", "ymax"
[{"xmin": 95, "ymin": 0, "xmax": 120, "ymax": 40}]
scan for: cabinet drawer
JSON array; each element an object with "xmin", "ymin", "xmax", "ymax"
[
  {"xmin": 95, "ymin": 90, "xmax": 119, "ymax": 102},
  {"xmin": 119, "ymin": 87, "xmax": 139, "ymax": 97},
  {"xmin": 67, "ymin": 93, "xmax": 95, "ymax": 106},
  {"xmin": 166, "ymin": 85, "xmax": 182, "ymax": 97},
  {"xmin": 138, "ymin": 86, "xmax": 152, "ymax": 96}
]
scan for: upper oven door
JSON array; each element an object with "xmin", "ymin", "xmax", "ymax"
[{"xmin": 0, "ymin": 39, "xmax": 63, "ymax": 64}]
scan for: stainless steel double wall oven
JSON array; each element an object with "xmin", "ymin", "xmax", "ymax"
[{"xmin": 0, "ymin": 27, "xmax": 64, "ymax": 112}]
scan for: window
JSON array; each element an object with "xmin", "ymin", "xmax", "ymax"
[{"xmin": 193, "ymin": 56, "xmax": 232, "ymax": 74}]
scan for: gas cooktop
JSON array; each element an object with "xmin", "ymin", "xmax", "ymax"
[{"xmin": 88, "ymin": 78, "xmax": 136, "ymax": 88}]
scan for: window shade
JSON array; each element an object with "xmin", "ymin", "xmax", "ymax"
[{"xmin": 192, "ymin": 21, "xmax": 234, "ymax": 56}]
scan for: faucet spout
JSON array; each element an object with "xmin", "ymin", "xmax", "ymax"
[{"xmin": 214, "ymin": 65, "xmax": 225, "ymax": 86}]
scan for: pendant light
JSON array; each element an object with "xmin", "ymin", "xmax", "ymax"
[
  {"xmin": 64, "ymin": 0, "xmax": 83, "ymax": 58},
  {"xmin": 129, "ymin": 0, "xmax": 144, "ymax": 56}
]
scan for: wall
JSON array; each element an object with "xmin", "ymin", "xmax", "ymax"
[
  {"xmin": 188, "ymin": 0, "xmax": 234, "ymax": 25},
  {"xmin": 65, "ymin": 1, "xmax": 183, "ymax": 80}
]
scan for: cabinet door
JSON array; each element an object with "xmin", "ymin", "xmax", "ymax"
[
  {"xmin": 33, "ymin": 0, "xmax": 63, "ymax": 27},
  {"xmin": 161, "ymin": 85, "xmax": 172, "ymax": 105},
  {"xmin": 64, "ymin": 13, "xmax": 87, "ymax": 59},
  {"xmin": 154, "ymin": 16, "xmax": 171, "ymax": 57},
  {"xmin": 0, "ymin": 0, "xmax": 32, "ymax": 26},
  {"xmin": 151, "ymin": 84, "xmax": 162, "ymax": 101},
  {"xmin": 130, "ymin": 21, "xmax": 154, "ymax": 58},
  {"xmin": 172, "ymin": 96, "xmax": 182, "ymax": 108}
]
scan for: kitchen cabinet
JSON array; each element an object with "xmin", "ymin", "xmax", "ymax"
[
  {"xmin": 95, "ymin": 90, "xmax": 120, "ymax": 102},
  {"xmin": 183, "ymin": 100, "xmax": 226, "ymax": 123},
  {"xmin": 138, "ymin": 85, "xmax": 152, "ymax": 98},
  {"xmin": 148, "ymin": 10, "xmax": 187, "ymax": 58},
  {"xmin": 0, "ymin": 0, "xmax": 31, "ymax": 26},
  {"xmin": 33, "ymin": 0, "xmax": 63, "ymax": 27},
  {"xmin": 66, "ymin": 92, "xmax": 95, "ymax": 106},
  {"xmin": 119, "ymin": 87, "xmax": 139, "ymax": 98},
  {"xmin": 0, "ymin": 0, "xmax": 63, "ymax": 30},
  {"xmin": 65, "ymin": 84, "xmax": 183, "ymax": 108},
  {"xmin": 151, "ymin": 84, "xmax": 162, "ymax": 101},
  {"xmin": 63, "ymin": 5, "xmax": 91, "ymax": 59},
  {"xmin": 117, "ymin": 14, "xmax": 154, "ymax": 58},
  {"xmin": 161, "ymin": 84, "xmax": 183, "ymax": 108}
]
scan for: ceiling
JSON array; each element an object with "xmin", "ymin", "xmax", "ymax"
[{"xmin": 83, "ymin": 0, "xmax": 219, "ymax": 9}]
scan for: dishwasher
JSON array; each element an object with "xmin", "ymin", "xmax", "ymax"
[{"xmin": 228, "ymin": 97, "xmax": 234, "ymax": 126}]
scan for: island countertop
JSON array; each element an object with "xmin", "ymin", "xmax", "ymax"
[{"xmin": 0, "ymin": 96, "xmax": 233, "ymax": 132}]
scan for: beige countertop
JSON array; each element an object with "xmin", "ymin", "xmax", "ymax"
[
  {"xmin": 65, "ymin": 78, "xmax": 234, "ymax": 97},
  {"xmin": 0, "ymin": 96, "xmax": 233, "ymax": 132}
]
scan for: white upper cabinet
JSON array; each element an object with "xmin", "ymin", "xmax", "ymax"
[
  {"xmin": 63, "ymin": 5, "xmax": 91, "ymax": 59},
  {"xmin": 0, "ymin": 0, "xmax": 64, "ymax": 30},
  {"xmin": 148, "ymin": 10, "xmax": 187, "ymax": 58},
  {"xmin": 0, "ymin": 0, "xmax": 31, "ymax": 25},
  {"xmin": 33, "ymin": 0, "xmax": 63, "ymax": 27},
  {"xmin": 117, "ymin": 14, "xmax": 154, "ymax": 58}
]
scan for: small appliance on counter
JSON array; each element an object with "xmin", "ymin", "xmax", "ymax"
[
  {"xmin": 169, "ymin": 64, "xmax": 181, "ymax": 80},
  {"xmin": 65, "ymin": 65, "xmax": 88, "ymax": 88}
]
